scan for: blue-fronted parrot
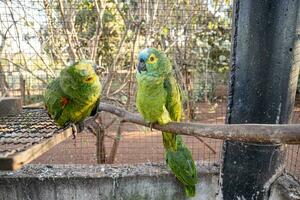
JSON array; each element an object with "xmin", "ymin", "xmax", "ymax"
[{"xmin": 136, "ymin": 48, "xmax": 198, "ymax": 197}]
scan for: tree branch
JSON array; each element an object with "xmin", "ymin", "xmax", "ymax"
[
  {"xmin": 58, "ymin": 0, "xmax": 77, "ymax": 61},
  {"xmin": 194, "ymin": 135, "xmax": 217, "ymax": 154},
  {"xmin": 98, "ymin": 102, "xmax": 300, "ymax": 144}
]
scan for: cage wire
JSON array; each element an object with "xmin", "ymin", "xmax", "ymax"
[{"xmin": 0, "ymin": 0, "xmax": 299, "ymax": 180}]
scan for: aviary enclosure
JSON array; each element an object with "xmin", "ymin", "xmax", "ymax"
[{"xmin": 0, "ymin": 0, "xmax": 299, "ymax": 199}]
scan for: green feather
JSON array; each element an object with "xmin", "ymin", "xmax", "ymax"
[
  {"xmin": 166, "ymin": 135, "xmax": 198, "ymax": 197},
  {"xmin": 44, "ymin": 60, "xmax": 101, "ymax": 126},
  {"xmin": 136, "ymin": 48, "xmax": 179, "ymax": 150},
  {"xmin": 136, "ymin": 48, "xmax": 198, "ymax": 197},
  {"xmin": 162, "ymin": 75, "xmax": 182, "ymax": 150}
]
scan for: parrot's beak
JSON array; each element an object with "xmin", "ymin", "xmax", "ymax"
[{"xmin": 137, "ymin": 60, "xmax": 147, "ymax": 73}]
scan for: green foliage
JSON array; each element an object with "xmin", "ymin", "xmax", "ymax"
[
  {"xmin": 195, "ymin": 80, "xmax": 213, "ymax": 102},
  {"xmin": 74, "ymin": 1, "xmax": 126, "ymax": 67},
  {"xmin": 75, "ymin": 1, "xmax": 97, "ymax": 38},
  {"xmin": 11, "ymin": 0, "xmax": 232, "ymax": 104},
  {"xmin": 205, "ymin": 19, "xmax": 231, "ymax": 73},
  {"xmin": 41, "ymin": 0, "xmax": 232, "ymax": 74}
]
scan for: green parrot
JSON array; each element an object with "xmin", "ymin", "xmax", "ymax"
[
  {"xmin": 44, "ymin": 60, "xmax": 102, "ymax": 134},
  {"xmin": 136, "ymin": 48, "xmax": 198, "ymax": 197},
  {"xmin": 136, "ymin": 48, "xmax": 181, "ymax": 150}
]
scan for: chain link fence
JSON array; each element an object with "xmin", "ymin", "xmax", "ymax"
[{"xmin": 0, "ymin": 0, "xmax": 299, "ymax": 181}]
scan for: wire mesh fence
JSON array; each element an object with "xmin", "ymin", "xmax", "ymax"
[
  {"xmin": 286, "ymin": 99, "xmax": 300, "ymax": 181},
  {"xmin": 0, "ymin": 0, "xmax": 299, "ymax": 181}
]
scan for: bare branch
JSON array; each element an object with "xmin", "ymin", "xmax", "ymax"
[
  {"xmin": 107, "ymin": 119, "xmax": 123, "ymax": 164},
  {"xmin": 101, "ymin": 96, "xmax": 125, "ymax": 106},
  {"xmin": 102, "ymin": 24, "xmax": 130, "ymax": 95},
  {"xmin": 113, "ymin": 0, "xmax": 127, "ymax": 23},
  {"xmin": 91, "ymin": 0, "xmax": 106, "ymax": 61},
  {"xmin": 108, "ymin": 79, "xmax": 129, "ymax": 96},
  {"xmin": 24, "ymin": 38, "xmax": 56, "ymax": 78},
  {"xmin": 0, "ymin": 23, "xmax": 14, "ymax": 50},
  {"xmin": 99, "ymin": 102, "xmax": 300, "ymax": 144},
  {"xmin": 194, "ymin": 135, "xmax": 216, "ymax": 154},
  {"xmin": 58, "ymin": 0, "xmax": 77, "ymax": 61},
  {"xmin": 164, "ymin": 10, "xmax": 196, "ymax": 54},
  {"xmin": 104, "ymin": 117, "xmax": 117, "ymax": 129},
  {"xmin": 2, "ymin": 58, "xmax": 47, "ymax": 84},
  {"xmin": 125, "ymin": 23, "xmax": 140, "ymax": 109}
]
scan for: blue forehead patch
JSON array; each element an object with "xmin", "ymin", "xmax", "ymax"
[{"xmin": 138, "ymin": 48, "xmax": 151, "ymax": 61}]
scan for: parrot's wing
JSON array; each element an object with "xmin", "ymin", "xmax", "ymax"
[
  {"xmin": 164, "ymin": 75, "xmax": 182, "ymax": 122},
  {"xmin": 90, "ymin": 95, "xmax": 100, "ymax": 117},
  {"xmin": 162, "ymin": 75, "xmax": 182, "ymax": 150},
  {"xmin": 166, "ymin": 146, "xmax": 198, "ymax": 185},
  {"xmin": 44, "ymin": 78, "xmax": 70, "ymax": 124}
]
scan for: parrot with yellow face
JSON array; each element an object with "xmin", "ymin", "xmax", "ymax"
[
  {"xmin": 136, "ymin": 48, "xmax": 198, "ymax": 197},
  {"xmin": 44, "ymin": 60, "xmax": 102, "ymax": 134}
]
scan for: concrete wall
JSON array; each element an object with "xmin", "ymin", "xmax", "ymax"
[
  {"xmin": 269, "ymin": 173, "xmax": 300, "ymax": 200},
  {"xmin": 0, "ymin": 164, "xmax": 299, "ymax": 200},
  {"xmin": 0, "ymin": 163, "xmax": 219, "ymax": 200}
]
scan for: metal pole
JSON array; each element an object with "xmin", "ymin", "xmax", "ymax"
[{"xmin": 220, "ymin": 1, "xmax": 300, "ymax": 199}]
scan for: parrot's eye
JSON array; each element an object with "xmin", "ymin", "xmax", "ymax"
[
  {"xmin": 147, "ymin": 53, "xmax": 158, "ymax": 64},
  {"xmin": 85, "ymin": 77, "xmax": 93, "ymax": 83}
]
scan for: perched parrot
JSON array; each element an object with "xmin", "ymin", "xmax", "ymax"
[
  {"xmin": 44, "ymin": 60, "xmax": 102, "ymax": 135},
  {"xmin": 136, "ymin": 48, "xmax": 198, "ymax": 197}
]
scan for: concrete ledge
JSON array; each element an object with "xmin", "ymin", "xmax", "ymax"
[
  {"xmin": 2, "ymin": 163, "xmax": 298, "ymax": 199},
  {"xmin": 269, "ymin": 173, "xmax": 300, "ymax": 200},
  {"xmin": 0, "ymin": 163, "xmax": 219, "ymax": 200}
]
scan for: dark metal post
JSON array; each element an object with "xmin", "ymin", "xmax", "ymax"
[{"xmin": 220, "ymin": 1, "xmax": 300, "ymax": 199}]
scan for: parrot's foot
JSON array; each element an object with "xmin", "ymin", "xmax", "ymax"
[
  {"xmin": 69, "ymin": 122, "xmax": 85, "ymax": 139},
  {"xmin": 149, "ymin": 122, "xmax": 155, "ymax": 131},
  {"xmin": 71, "ymin": 123, "xmax": 77, "ymax": 139},
  {"xmin": 78, "ymin": 121, "xmax": 85, "ymax": 132}
]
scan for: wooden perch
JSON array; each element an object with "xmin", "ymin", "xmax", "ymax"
[{"xmin": 99, "ymin": 103, "xmax": 300, "ymax": 144}]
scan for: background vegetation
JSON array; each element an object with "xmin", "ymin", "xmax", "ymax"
[{"xmin": 0, "ymin": 0, "xmax": 232, "ymax": 111}]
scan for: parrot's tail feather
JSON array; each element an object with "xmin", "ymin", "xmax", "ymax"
[
  {"xmin": 162, "ymin": 132, "xmax": 177, "ymax": 151},
  {"xmin": 184, "ymin": 185, "xmax": 196, "ymax": 197}
]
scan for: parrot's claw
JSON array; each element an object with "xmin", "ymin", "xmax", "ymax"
[
  {"xmin": 149, "ymin": 122, "xmax": 154, "ymax": 131},
  {"xmin": 71, "ymin": 123, "xmax": 77, "ymax": 139},
  {"xmin": 78, "ymin": 121, "xmax": 85, "ymax": 132}
]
